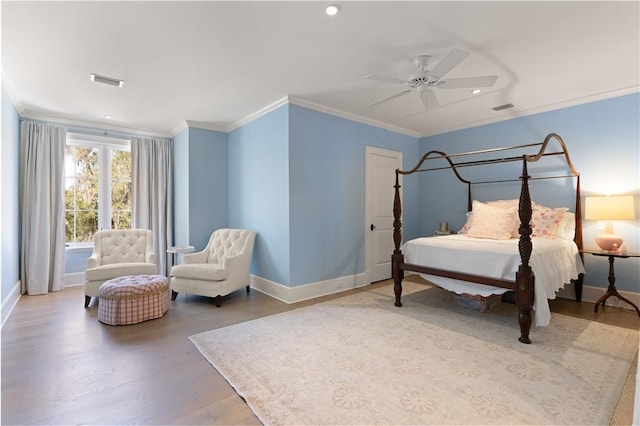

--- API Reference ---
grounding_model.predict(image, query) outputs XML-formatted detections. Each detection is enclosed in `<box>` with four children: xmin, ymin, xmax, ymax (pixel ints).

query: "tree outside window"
<box><xmin>64</xmin><ymin>136</ymin><xmax>131</xmax><ymax>244</ymax></box>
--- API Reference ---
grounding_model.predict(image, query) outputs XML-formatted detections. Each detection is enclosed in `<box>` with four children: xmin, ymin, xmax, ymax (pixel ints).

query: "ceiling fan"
<box><xmin>364</xmin><ymin>48</ymin><xmax>497</xmax><ymax>110</ymax></box>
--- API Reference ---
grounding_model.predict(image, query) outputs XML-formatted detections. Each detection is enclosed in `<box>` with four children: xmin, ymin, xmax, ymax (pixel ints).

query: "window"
<box><xmin>64</xmin><ymin>133</ymin><xmax>131</xmax><ymax>245</ymax></box>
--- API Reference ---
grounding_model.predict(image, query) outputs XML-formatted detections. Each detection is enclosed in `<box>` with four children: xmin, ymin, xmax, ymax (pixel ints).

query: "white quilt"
<box><xmin>401</xmin><ymin>234</ymin><xmax>586</xmax><ymax>326</ymax></box>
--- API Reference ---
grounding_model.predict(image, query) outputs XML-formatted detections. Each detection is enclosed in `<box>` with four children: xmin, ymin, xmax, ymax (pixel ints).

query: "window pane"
<box><xmin>111</xmin><ymin>149</ymin><xmax>131</xmax><ymax>231</ymax></box>
<box><xmin>65</xmin><ymin>211</ymin><xmax>76</xmax><ymax>242</ymax></box>
<box><xmin>112</xmin><ymin>210</ymin><xmax>131</xmax><ymax>230</ymax></box>
<box><xmin>76</xmin><ymin>211</ymin><xmax>98</xmax><ymax>243</ymax></box>
<box><xmin>65</xmin><ymin>138</ymin><xmax>131</xmax><ymax>243</ymax></box>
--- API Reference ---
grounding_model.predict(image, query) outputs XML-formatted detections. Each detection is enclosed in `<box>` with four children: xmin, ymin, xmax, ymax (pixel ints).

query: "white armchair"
<box><xmin>84</xmin><ymin>229</ymin><xmax>158</xmax><ymax>308</ymax></box>
<box><xmin>170</xmin><ymin>229</ymin><xmax>256</xmax><ymax>307</ymax></box>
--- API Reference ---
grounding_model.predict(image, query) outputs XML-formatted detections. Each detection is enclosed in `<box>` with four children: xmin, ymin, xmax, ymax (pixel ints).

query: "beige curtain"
<box><xmin>131</xmin><ymin>136</ymin><xmax>174</xmax><ymax>275</ymax></box>
<box><xmin>20</xmin><ymin>121</ymin><xmax>66</xmax><ymax>294</ymax></box>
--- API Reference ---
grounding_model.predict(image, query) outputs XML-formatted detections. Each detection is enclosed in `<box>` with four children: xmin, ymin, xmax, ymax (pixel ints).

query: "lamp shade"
<box><xmin>584</xmin><ymin>195</ymin><xmax>635</xmax><ymax>221</ymax></box>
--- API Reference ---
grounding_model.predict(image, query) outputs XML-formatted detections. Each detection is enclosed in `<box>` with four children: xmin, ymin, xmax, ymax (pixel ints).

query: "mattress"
<box><xmin>401</xmin><ymin>234</ymin><xmax>585</xmax><ymax>326</ymax></box>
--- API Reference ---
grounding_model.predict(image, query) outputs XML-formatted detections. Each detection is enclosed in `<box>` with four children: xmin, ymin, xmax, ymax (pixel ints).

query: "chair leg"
<box><xmin>214</xmin><ymin>295</ymin><xmax>223</xmax><ymax>308</ymax></box>
<box><xmin>171</xmin><ymin>290</ymin><xmax>178</xmax><ymax>301</ymax></box>
<box><xmin>84</xmin><ymin>296</ymin><xmax>91</xmax><ymax>308</ymax></box>
<box><xmin>246</xmin><ymin>285</ymin><xmax>250</xmax><ymax>293</ymax></box>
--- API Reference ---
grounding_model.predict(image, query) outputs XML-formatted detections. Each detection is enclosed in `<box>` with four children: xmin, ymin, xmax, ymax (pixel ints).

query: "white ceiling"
<box><xmin>2</xmin><ymin>1</ymin><xmax>639</xmax><ymax>137</ymax></box>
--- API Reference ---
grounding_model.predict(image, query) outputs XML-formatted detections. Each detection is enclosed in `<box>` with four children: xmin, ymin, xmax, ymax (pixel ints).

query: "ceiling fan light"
<box><xmin>325</xmin><ymin>4</ymin><xmax>340</xmax><ymax>16</ymax></box>
<box><xmin>90</xmin><ymin>73</ymin><xmax>124</xmax><ymax>88</ymax></box>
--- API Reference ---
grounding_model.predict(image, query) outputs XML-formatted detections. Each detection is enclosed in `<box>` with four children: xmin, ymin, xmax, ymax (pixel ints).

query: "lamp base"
<box><xmin>595</xmin><ymin>234</ymin><xmax>623</xmax><ymax>251</ymax></box>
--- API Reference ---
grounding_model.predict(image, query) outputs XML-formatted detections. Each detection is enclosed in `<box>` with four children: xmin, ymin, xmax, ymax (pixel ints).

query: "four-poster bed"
<box><xmin>391</xmin><ymin>133</ymin><xmax>585</xmax><ymax>344</ymax></box>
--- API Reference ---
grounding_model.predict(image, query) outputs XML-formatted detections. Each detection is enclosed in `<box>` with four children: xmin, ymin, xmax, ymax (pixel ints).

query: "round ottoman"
<box><xmin>98</xmin><ymin>275</ymin><xmax>169</xmax><ymax>325</ymax></box>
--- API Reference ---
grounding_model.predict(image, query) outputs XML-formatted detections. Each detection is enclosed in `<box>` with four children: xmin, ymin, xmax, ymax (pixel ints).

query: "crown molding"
<box><xmin>419</xmin><ymin>85</ymin><xmax>640</xmax><ymax>138</ymax></box>
<box><xmin>20</xmin><ymin>111</ymin><xmax>171</xmax><ymax>138</ymax></box>
<box><xmin>228</xmin><ymin>95</ymin><xmax>420</xmax><ymax>138</ymax></box>
<box><xmin>1</xmin><ymin>72</ymin><xmax>24</xmax><ymax>115</ymax></box>
<box><xmin>171</xmin><ymin>120</ymin><xmax>189</xmax><ymax>137</ymax></box>
<box><xmin>185</xmin><ymin>120</ymin><xmax>227</xmax><ymax>133</ymax></box>
<box><xmin>287</xmin><ymin>96</ymin><xmax>420</xmax><ymax>138</ymax></box>
<box><xmin>227</xmin><ymin>96</ymin><xmax>289</xmax><ymax>132</ymax></box>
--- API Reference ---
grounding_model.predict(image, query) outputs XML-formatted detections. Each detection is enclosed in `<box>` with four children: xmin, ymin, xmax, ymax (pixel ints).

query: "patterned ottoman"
<box><xmin>98</xmin><ymin>275</ymin><xmax>169</xmax><ymax>325</ymax></box>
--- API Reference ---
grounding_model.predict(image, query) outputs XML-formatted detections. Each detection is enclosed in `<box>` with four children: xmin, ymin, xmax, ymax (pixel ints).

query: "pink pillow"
<box><xmin>530</xmin><ymin>207</ymin><xmax>568</xmax><ymax>239</ymax></box>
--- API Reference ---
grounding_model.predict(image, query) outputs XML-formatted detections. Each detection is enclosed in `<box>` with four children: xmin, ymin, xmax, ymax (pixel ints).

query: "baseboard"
<box><xmin>1</xmin><ymin>280</ymin><xmax>21</xmax><ymax>329</ymax></box>
<box><xmin>557</xmin><ymin>282</ymin><xmax>640</xmax><ymax>310</ymax></box>
<box><xmin>250</xmin><ymin>273</ymin><xmax>369</xmax><ymax>304</ymax></box>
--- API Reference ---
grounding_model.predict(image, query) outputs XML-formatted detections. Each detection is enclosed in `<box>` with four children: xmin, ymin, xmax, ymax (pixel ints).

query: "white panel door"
<box><xmin>365</xmin><ymin>147</ymin><xmax>402</xmax><ymax>283</ymax></box>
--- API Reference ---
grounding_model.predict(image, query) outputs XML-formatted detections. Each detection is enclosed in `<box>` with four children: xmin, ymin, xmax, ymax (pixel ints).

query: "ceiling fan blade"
<box><xmin>419</xmin><ymin>89</ymin><xmax>440</xmax><ymax>110</ymax></box>
<box><xmin>438</xmin><ymin>75</ymin><xmax>498</xmax><ymax>89</ymax></box>
<box><xmin>428</xmin><ymin>48</ymin><xmax>469</xmax><ymax>79</ymax></box>
<box><xmin>363</xmin><ymin>74</ymin><xmax>409</xmax><ymax>86</ymax></box>
<box><xmin>369</xmin><ymin>89</ymin><xmax>412</xmax><ymax>107</ymax></box>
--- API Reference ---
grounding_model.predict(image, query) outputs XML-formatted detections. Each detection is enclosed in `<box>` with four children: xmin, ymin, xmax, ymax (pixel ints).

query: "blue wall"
<box><xmin>419</xmin><ymin>93</ymin><xmax>640</xmax><ymax>292</ymax></box>
<box><xmin>1</xmin><ymin>83</ymin><xmax>21</xmax><ymax>301</ymax></box>
<box><xmin>172</xmin><ymin>126</ymin><xmax>228</xmax><ymax>251</ymax></box>
<box><xmin>228</xmin><ymin>104</ymin><xmax>420</xmax><ymax>288</ymax></box>
<box><xmin>187</xmin><ymin>127</ymin><xmax>228</xmax><ymax>250</ymax></box>
<box><xmin>228</xmin><ymin>105</ymin><xmax>291</xmax><ymax>285</ymax></box>
<box><xmin>288</xmin><ymin>105</ymin><xmax>420</xmax><ymax>286</ymax></box>
<box><xmin>172</xmin><ymin>127</ymin><xmax>190</xmax><ymax>246</ymax></box>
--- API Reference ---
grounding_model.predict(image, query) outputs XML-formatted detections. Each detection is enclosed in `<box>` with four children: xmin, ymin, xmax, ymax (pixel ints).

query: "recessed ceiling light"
<box><xmin>90</xmin><ymin>73</ymin><xmax>124</xmax><ymax>88</ymax></box>
<box><xmin>325</xmin><ymin>4</ymin><xmax>340</xmax><ymax>16</ymax></box>
<box><xmin>471</xmin><ymin>89</ymin><xmax>481</xmax><ymax>94</ymax></box>
<box><xmin>104</xmin><ymin>114</ymin><xmax>113</xmax><ymax>119</ymax></box>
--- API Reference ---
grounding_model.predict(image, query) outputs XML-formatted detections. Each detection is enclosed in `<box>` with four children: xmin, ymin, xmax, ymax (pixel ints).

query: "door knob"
<box><xmin>370</xmin><ymin>224</ymin><xmax>376</xmax><ymax>231</ymax></box>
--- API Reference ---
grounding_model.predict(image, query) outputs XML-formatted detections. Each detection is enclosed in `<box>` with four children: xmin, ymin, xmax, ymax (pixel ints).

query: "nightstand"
<box><xmin>583</xmin><ymin>249</ymin><xmax>640</xmax><ymax>316</ymax></box>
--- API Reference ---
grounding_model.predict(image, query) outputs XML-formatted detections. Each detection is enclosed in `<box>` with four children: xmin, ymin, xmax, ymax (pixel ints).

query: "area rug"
<box><xmin>189</xmin><ymin>281</ymin><xmax>639</xmax><ymax>425</ymax></box>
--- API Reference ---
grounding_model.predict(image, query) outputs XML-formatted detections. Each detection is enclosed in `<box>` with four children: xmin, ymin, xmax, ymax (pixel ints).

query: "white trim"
<box><xmin>556</xmin><ymin>282</ymin><xmax>640</xmax><ymax>311</ymax></box>
<box><xmin>227</xmin><ymin>96</ymin><xmax>289</xmax><ymax>132</ymax></box>
<box><xmin>226</xmin><ymin>95</ymin><xmax>421</xmax><ymax>138</ymax></box>
<box><xmin>420</xmin><ymin>86</ymin><xmax>640</xmax><ymax>138</ymax></box>
<box><xmin>250</xmin><ymin>272</ymin><xmax>369</xmax><ymax>304</ymax></box>
<box><xmin>20</xmin><ymin>110</ymin><xmax>171</xmax><ymax>138</ymax></box>
<box><xmin>1</xmin><ymin>72</ymin><xmax>23</xmax><ymax>114</ymax></box>
<box><xmin>171</xmin><ymin>120</ymin><xmax>189</xmax><ymax>137</ymax></box>
<box><xmin>185</xmin><ymin>120</ymin><xmax>227</xmax><ymax>133</ymax></box>
<box><xmin>171</xmin><ymin>120</ymin><xmax>228</xmax><ymax>137</ymax></box>
<box><xmin>288</xmin><ymin>96</ymin><xmax>420</xmax><ymax>138</ymax></box>
<box><xmin>64</xmin><ymin>272</ymin><xmax>86</xmax><ymax>287</ymax></box>
<box><xmin>1</xmin><ymin>281</ymin><xmax>21</xmax><ymax>329</ymax></box>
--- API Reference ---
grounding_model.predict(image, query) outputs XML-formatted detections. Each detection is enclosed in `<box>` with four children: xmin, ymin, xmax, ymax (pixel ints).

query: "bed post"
<box><xmin>392</xmin><ymin>170</ymin><xmax>404</xmax><ymax>307</ymax></box>
<box><xmin>516</xmin><ymin>158</ymin><xmax>534</xmax><ymax>344</ymax></box>
<box><xmin>572</xmin><ymin>175</ymin><xmax>584</xmax><ymax>301</ymax></box>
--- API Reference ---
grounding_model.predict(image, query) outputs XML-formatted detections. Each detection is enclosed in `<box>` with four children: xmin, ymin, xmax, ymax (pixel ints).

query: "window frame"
<box><xmin>65</xmin><ymin>132</ymin><xmax>132</xmax><ymax>248</ymax></box>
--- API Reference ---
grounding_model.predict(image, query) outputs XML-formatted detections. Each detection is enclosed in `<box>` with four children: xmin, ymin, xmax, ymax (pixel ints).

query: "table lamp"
<box><xmin>584</xmin><ymin>195</ymin><xmax>635</xmax><ymax>251</ymax></box>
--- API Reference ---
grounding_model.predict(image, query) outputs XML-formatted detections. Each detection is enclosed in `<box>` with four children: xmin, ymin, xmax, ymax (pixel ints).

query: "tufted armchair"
<box><xmin>170</xmin><ymin>229</ymin><xmax>256</xmax><ymax>307</ymax></box>
<box><xmin>84</xmin><ymin>229</ymin><xmax>158</xmax><ymax>308</ymax></box>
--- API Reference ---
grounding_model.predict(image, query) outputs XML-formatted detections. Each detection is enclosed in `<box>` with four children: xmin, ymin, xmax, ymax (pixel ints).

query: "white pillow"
<box><xmin>555</xmin><ymin>212</ymin><xmax>575</xmax><ymax>240</ymax></box>
<box><xmin>467</xmin><ymin>200</ymin><xmax>518</xmax><ymax>240</ymax></box>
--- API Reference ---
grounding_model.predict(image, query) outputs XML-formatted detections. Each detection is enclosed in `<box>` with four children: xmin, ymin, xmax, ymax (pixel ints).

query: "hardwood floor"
<box><xmin>2</xmin><ymin>277</ymin><xmax>638</xmax><ymax>425</ymax></box>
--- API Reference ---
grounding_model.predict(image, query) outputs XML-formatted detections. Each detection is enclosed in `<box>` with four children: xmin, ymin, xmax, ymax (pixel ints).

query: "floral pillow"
<box><xmin>458</xmin><ymin>211</ymin><xmax>473</xmax><ymax>234</ymax></box>
<box><xmin>530</xmin><ymin>207</ymin><xmax>568</xmax><ymax>239</ymax></box>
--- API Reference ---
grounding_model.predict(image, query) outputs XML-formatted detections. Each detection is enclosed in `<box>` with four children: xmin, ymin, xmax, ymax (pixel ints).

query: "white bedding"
<box><xmin>401</xmin><ymin>234</ymin><xmax>586</xmax><ymax>327</ymax></box>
